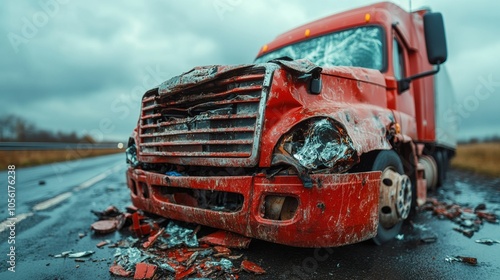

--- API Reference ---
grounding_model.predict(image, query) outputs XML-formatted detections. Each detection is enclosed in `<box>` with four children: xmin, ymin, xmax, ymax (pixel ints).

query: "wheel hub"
<box><xmin>379</xmin><ymin>168</ymin><xmax>412</xmax><ymax>229</ymax></box>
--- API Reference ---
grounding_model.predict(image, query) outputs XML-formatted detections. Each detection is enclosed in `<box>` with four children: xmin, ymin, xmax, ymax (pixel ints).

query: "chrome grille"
<box><xmin>138</xmin><ymin>67</ymin><xmax>268</xmax><ymax>164</ymax></box>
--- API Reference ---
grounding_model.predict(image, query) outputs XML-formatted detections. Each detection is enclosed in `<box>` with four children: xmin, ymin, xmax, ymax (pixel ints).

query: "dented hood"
<box><xmin>157</xmin><ymin>59</ymin><xmax>321</xmax><ymax>97</ymax></box>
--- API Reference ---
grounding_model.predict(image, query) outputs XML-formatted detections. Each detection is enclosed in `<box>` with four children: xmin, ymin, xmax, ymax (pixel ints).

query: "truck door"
<box><xmin>392</xmin><ymin>34</ymin><xmax>417</xmax><ymax>138</ymax></box>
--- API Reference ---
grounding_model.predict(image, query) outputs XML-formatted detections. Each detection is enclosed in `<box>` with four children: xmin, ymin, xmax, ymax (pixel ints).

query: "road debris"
<box><xmin>53</xmin><ymin>250</ymin><xmax>95</xmax><ymax>258</ymax></box>
<box><xmin>475</xmin><ymin>238</ymin><xmax>500</xmax><ymax>245</ymax></box>
<box><xmin>241</xmin><ymin>260</ymin><xmax>266</xmax><ymax>274</ymax></box>
<box><xmin>161</xmin><ymin>221</ymin><xmax>199</xmax><ymax>248</ymax></box>
<box><xmin>134</xmin><ymin>263</ymin><xmax>157</xmax><ymax>280</ymax></box>
<box><xmin>110</xmin><ymin>263</ymin><xmax>133</xmax><ymax>277</ymax></box>
<box><xmin>445</xmin><ymin>255</ymin><xmax>478</xmax><ymax>265</ymax></box>
<box><xmin>198</xmin><ymin>230</ymin><xmax>252</xmax><ymax>249</ymax></box>
<box><xmin>422</xmin><ymin>198</ymin><xmax>498</xmax><ymax>238</ymax></box>
<box><xmin>90</xmin><ymin>205</ymin><xmax>265</xmax><ymax>279</ymax></box>
<box><xmin>97</xmin><ymin>240</ymin><xmax>110</xmax><ymax>248</ymax></box>
<box><xmin>142</xmin><ymin>228</ymin><xmax>165</xmax><ymax>249</ymax></box>
<box><xmin>91</xmin><ymin>220</ymin><xmax>118</xmax><ymax>234</ymax></box>
<box><xmin>452</xmin><ymin>227</ymin><xmax>474</xmax><ymax>238</ymax></box>
<box><xmin>68</xmin><ymin>251</ymin><xmax>95</xmax><ymax>258</ymax></box>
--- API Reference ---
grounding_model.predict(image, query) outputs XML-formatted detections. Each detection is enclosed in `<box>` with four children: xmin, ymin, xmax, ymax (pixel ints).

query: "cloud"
<box><xmin>1</xmin><ymin>0</ymin><xmax>499</xmax><ymax>141</ymax></box>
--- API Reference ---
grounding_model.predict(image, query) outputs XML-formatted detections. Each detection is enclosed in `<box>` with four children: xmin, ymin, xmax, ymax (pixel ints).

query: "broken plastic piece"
<box><xmin>175</xmin><ymin>265</ymin><xmax>196</xmax><ymax>280</ymax></box>
<box><xmin>91</xmin><ymin>220</ymin><xmax>118</xmax><ymax>234</ymax></box>
<box><xmin>160</xmin><ymin>221</ymin><xmax>199</xmax><ymax>248</ymax></box>
<box><xmin>109</xmin><ymin>263</ymin><xmax>133</xmax><ymax>277</ymax></box>
<box><xmin>158</xmin><ymin>262</ymin><xmax>175</xmax><ymax>273</ymax></box>
<box><xmin>205</xmin><ymin>258</ymin><xmax>234</xmax><ymax>273</ymax></box>
<box><xmin>419</xmin><ymin>231</ymin><xmax>438</xmax><ymax>243</ymax></box>
<box><xmin>68</xmin><ymin>251</ymin><xmax>95</xmax><ymax>258</ymax></box>
<box><xmin>143</xmin><ymin>228</ymin><xmax>165</xmax><ymax>249</ymax></box>
<box><xmin>214</xmin><ymin>246</ymin><xmax>231</xmax><ymax>255</ymax></box>
<box><xmin>53</xmin><ymin>251</ymin><xmax>72</xmax><ymax>258</ymax></box>
<box><xmin>130</xmin><ymin>212</ymin><xmax>152</xmax><ymax>237</ymax></box>
<box><xmin>198</xmin><ymin>230</ymin><xmax>251</xmax><ymax>249</ymax></box>
<box><xmin>395</xmin><ymin>234</ymin><xmax>404</xmax><ymax>241</ymax></box>
<box><xmin>445</xmin><ymin>255</ymin><xmax>478</xmax><ymax>265</ymax></box>
<box><xmin>476</xmin><ymin>211</ymin><xmax>498</xmax><ymax>223</ymax></box>
<box><xmin>241</xmin><ymin>260</ymin><xmax>266</xmax><ymax>274</ymax></box>
<box><xmin>475</xmin><ymin>238</ymin><xmax>500</xmax><ymax>245</ymax></box>
<box><xmin>134</xmin><ymin>263</ymin><xmax>157</xmax><ymax>280</ymax></box>
<box><xmin>96</xmin><ymin>240</ymin><xmax>109</xmax><ymax>248</ymax></box>
<box><xmin>114</xmin><ymin>248</ymin><xmax>149</xmax><ymax>271</ymax></box>
<box><xmin>453</xmin><ymin>227</ymin><xmax>474</xmax><ymax>238</ymax></box>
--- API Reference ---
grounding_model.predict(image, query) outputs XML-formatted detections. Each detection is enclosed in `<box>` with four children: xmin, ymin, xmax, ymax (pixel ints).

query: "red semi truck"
<box><xmin>125</xmin><ymin>2</ymin><xmax>456</xmax><ymax>247</ymax></box>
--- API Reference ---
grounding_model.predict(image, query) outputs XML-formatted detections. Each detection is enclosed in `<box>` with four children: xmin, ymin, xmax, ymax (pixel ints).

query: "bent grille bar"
<box><xmin>138</xmin><ymin>66</ymin><xmax>273</xmax><ymax>166</ymax></box>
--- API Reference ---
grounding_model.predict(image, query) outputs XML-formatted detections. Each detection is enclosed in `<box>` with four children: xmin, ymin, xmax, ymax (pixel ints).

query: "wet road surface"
<box><xmin>0</xmin><ymin>154</ymin><xmax>499</xmax><ymax>279</ymax></box>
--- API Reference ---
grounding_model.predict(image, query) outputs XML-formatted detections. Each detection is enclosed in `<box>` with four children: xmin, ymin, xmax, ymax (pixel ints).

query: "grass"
<box><xmin>451</xmin><ymin>142</ymin><xmax>500</xmax><ymax>177</ymax></box>
<box><xmin>0</xmin><ymin>149</ymin><xmax>123</xmax><ymax>170</ymax></box>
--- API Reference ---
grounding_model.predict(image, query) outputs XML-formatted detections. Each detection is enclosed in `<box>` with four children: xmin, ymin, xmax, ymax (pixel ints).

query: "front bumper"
<box><xmin>126</xmin><ymin>168</ymin><xmax>381</xmax><ymax>247</ymax></box>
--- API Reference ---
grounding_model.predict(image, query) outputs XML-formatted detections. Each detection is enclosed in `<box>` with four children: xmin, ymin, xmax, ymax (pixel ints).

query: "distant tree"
<box><xmin>82</xmin><ymin>134</ymin><xmax>96</xmax><ymax>144</ymax></box>
<box><xmin>0</xmin><ymin>114</ymin><xmax>95</xmax><ymax>143</ymax></box>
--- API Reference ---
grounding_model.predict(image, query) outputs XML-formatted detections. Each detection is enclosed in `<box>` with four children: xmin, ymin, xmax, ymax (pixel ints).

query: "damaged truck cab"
<box><xmin>126</xmin><ymin>2</ymin><xmax>456</xmax><ymax>247</ymax></box>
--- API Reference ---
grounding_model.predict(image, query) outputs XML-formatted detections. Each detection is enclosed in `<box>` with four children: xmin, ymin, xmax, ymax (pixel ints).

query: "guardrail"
<box><xmin>0</xmin><ymin>142</ymin><xmax>123</xmax><ymax>151</ymax></box>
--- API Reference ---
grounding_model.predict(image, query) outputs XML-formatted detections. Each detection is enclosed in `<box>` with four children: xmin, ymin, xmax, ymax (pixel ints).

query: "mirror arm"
<box><xmin>398</xmin><ymin>62</ymin><xmax>441</xmax><ymax>93</ymax></box>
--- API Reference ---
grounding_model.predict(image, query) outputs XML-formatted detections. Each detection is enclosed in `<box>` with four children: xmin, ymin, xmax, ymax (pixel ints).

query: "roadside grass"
<box><xmin>451</xmin><ymin>142</ymin><xmax>500</xmax><ymax>177</ymax></box>
<box><xmin>2</xmin><ymin>143</ymin><xmax>499</xmax><ymax>177</ymax></box>
<box><xmin>0</xmin><ymin>149</ymin><xmax>123</xmax><ymax>170</ymax></box>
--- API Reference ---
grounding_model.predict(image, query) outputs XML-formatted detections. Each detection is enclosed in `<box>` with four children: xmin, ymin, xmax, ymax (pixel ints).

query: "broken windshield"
<box><xmin>255</xmin><ymin>26</ymin><xmax>384</xmax><ymax>70</ymax></box>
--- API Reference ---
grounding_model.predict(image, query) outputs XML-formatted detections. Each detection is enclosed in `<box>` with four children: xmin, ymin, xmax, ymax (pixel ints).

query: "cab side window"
<box><xmin>392</xmin><ymin>38</ymin><xmax>405</xmax><ymax>80</ymax></box>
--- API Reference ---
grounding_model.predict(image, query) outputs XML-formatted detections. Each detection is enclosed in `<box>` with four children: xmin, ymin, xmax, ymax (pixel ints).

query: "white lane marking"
<box><xmin>0</xmin><ymin>163</ymin><xmax>124</xmax><ymax>232</ymax></box>
<box><xmin>0</xmin><ymin>212</ymin><xmax>33</xmax><ymax>233</ymax></box>
<box><xmin>32</xmin><ymin>192</ymin><xmax>73</xmax><ymax>211</ymax></box>
<box><xmin>73</xmin><ymin>163</ymin><xmax>122</xmax><ymax>192</ymax></box>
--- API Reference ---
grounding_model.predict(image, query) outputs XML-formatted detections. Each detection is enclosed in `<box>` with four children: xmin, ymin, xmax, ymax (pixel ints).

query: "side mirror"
<box><xmin>424</xmin><ymin>12</ymin><xmax>447</xmax><ymax>65</ymax></box>
<box><xmin>397</xmin><ymin>12</ymin><xmax>448</xmax><ymax>93</ymax></box>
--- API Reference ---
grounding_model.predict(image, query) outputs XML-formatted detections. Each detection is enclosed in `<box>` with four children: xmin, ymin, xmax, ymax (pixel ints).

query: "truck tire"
<box><xmin>369</xmin><ymin>150</ymin><xmax>411</xmax><ymax>245</ymax></box>
<box><xmin>433</xmin><ymin>149</ymin><xmax>447</xmax><ymax>187</ymax></box>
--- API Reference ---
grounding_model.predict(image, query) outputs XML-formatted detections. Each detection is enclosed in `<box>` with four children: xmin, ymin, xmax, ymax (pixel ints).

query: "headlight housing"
<box><xmin>275</xmin><ymin>118</ymin><xmax>358</xmax><ymax>173</ymax></box>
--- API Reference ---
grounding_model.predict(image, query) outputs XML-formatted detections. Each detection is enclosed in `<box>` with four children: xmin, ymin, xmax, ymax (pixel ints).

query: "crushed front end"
<box><xmin>126</xmin><ymin>61</ymin><xmax>383</xmax><ymax>247</ymax></box>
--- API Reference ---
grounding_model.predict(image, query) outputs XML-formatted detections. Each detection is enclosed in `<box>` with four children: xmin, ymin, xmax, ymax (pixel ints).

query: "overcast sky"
<box><xmin>1</xmin><ymin>0</ymin><xmax>499</xmax><ymax>142</ymax></box>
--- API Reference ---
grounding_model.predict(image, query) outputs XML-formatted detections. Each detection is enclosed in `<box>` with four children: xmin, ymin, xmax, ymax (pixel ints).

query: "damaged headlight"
<box><xmin>126</xmin><ymin>143</ymin><xmax>139</xmax><ymax>168</ymax></box>
<box><xmin>276</xmin><ymin>118</ymin><xmax>358</xmax><ymax>172</ymax></box>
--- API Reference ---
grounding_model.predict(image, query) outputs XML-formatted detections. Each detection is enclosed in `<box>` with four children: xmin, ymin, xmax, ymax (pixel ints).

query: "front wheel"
<box><xmin>368</xmin><ymin>150</ymin><xmax>412</xmax><ymax>245</ymax></box>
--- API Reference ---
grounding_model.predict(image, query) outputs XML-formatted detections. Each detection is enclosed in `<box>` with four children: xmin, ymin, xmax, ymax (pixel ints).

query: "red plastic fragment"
<box><xmin>130</xmin><ymin>212</ymin><xmax>152</xmax><ymax>237</ymax></box>
<box><xmin>96</xmin><ymin>241</ymin><xmax>109</xmax><ymax>248</ymax></box>
<box><xmin>109</xmin><ymin>263</ymin><xmax>132</xmax><ymax>277</ymax></box>
<box><xmin>134</xmin><ymin>263</ymin><xmax>157</xmax><ymax>280</ymax></box>
<box><xmin>199</xmin><ymin>230</ymin><xmax>251</xmax><ymax>249</ymax></box>
<box><xmin>476</xmin><ymin>211</ymin><xmax>497</xmax><ymax>223</ymax></box>
<box><xmin>214</xmin><ymin>246</ymin><xmax>231</xmax><ymax>254</ymax></box>
<box><xmin>143</xmin><ymin>228</ymin><xmax>165</xmax><ymax>249</ymax></box>
<box><xmin>175</xmin><ymin>265</ymin><xmax>196</xmax><ymax>280</ymax></box>
<box><xmin>241</xmin><ymin>260</ymin><xmax>266</xmax><ymax>274</ymax></box>
<box><xmin>167</xmin><ymin>248</ymin><xmax>194</xmax><ymax>263</ymax></box>
<box><xmin>91</xmin><ymin>220</ymin><xmax>118</xmax><ymax>234</ymax></box>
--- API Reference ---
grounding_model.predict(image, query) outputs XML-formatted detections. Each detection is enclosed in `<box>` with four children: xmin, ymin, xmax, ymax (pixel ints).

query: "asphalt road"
<box><xmin>0</xmin><ymin>154</ymin><xmax>499</xmax><ymax>279</ymax></box>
